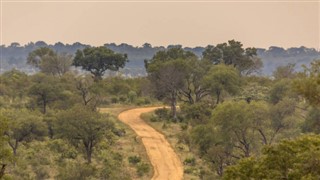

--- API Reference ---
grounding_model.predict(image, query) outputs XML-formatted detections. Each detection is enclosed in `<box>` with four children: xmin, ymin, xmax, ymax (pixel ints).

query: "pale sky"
<box><xmin>1</xmin><ymin>1</ymin><xmax>319</xmax><ymax>49</ymax></box>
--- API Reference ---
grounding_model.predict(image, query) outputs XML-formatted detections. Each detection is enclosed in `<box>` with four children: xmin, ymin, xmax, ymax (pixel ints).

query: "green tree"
<box><xmin>2</xmin><ymin>109</ymin><xmax>46</xmax><ymax>156</ymax></box>
<box><xmin>269</xmin><ymin>79</ymin><xmax>291</xmax><ymax>104</ymax></box>
<box><xmin>181</xmin><ymin>101</ymin><xmax>212</xmax><ymax>125</ymax></box>
<box><xmin>27</xmin><ymin>47</ymin><xmax>56</xmax><ymax>67</ymax></box>
<box><xmin>302</xmin><ymin>107</ymin><xmax>320</xmax><ymax>134</ymax></box>
<box><xmin>293</xmin><ymin>60</ymin><xmax>320</xmax><ymax>107</ymax></box>
<box><xmin>145</xmin><ymin>47</ymin><xmax>198</xmax><ymax>118</ymax></box>
<box><xmin>56</xmin><ymin>106</ymin><xmax>114</xmax><ymax>163</ymax></box>
<box><xmin>202</xmin><ymin>64</ymin><xmax>240</xmax><ymax>104</ymax></box>
<box><xmin>178</xmin><ymin>59</ymin><xmax>212</xmax><ymax>104</ymax></box>
<box><xmin>203</xmin><ymin>40</ymin><xmax>262</xmax><ymax>75</ymax></box>
<box><xmin>223</xmin><ymin>134</ymin><xmax>320</xmax><ymax>180</ymax></box>
<box><xmin>0</xmin><ymin>115</ymin><xmax>12</xmax><ymax>179</ymax></box>
<box><xmin>28</xmin><ymin>73</ymin><xmax>63</xmax><ymax>114</ymax></box>
<box><xmin>0</xmin><ymin>69</ymin><xmax>30</xmax><ymax>101</ymax></box>
<box><xmin>73</xmin><ymin>46</ymin><xmax>128</xmax><ymax>81</ymax></box>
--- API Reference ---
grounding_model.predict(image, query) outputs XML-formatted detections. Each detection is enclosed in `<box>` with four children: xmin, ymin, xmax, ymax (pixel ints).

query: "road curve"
<box><xmin>117</xmin><ymin>107</ymin><xmax>183</xmax><ymax>180</ymax></box>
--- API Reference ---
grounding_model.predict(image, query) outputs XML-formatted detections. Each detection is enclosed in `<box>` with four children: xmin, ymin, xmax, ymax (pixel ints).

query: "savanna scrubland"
<box><xmin>1</xmin><ymin>40</ymin><xmax>320</xmax><ymax>179</ymax></box>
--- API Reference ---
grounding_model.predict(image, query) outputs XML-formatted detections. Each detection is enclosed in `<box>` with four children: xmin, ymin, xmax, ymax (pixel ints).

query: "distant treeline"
<box><xmin>1</xmin><ymin>41</ymin><xmax>320</xmax><ymax>75</ymax></box>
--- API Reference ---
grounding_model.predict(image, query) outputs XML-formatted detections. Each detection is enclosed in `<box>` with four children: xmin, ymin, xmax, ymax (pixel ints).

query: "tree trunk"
<box><xmin>0</xmin><ymin>164</ymin><xmax>6</xmax><ymax>179</ymax></box>
<box><xmin>171</xmin><ymin>93</ymin><xmax>177</xmax><ymax>119</ymax></box>
<box><xmin>13</xmin><ymin>141</ymin><xmax>18</xmax><ymax>156</ymax></box>
<box><xmin>216</xmin><ymin>90</ymin><xmax>221</xmax><ymax>104</ymax></box>
<box><xmin>9</xmin><ymin>140</ymin><xmax>18</xmax><ymax>156</ymax></box>
<box><xmin>87</xmin><ymin>150</ymin><xmax>92</xmax><ymax>164</ymax></box>
<box><xmin>85</xmin><ymin>141</ymin><xmax>93</xmax><ymax>163</ymax></box>
<box><xmin>42</xmin><ymin>97</ymin><xmax>47</xmax><ymax>114</ymax></box>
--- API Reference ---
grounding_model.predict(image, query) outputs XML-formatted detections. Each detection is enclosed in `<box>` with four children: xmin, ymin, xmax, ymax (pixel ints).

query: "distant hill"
<box><xmin>1</xmin><ymin>41</ymin><xmax>319</xmax><ymax>76</ymax></box>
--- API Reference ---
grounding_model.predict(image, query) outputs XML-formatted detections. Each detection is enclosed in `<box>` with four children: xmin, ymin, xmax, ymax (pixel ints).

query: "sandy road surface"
<box><xmin>116</xmin><ymin>107</ymin><xmax>183</xmax><ymax>180</ymax></box>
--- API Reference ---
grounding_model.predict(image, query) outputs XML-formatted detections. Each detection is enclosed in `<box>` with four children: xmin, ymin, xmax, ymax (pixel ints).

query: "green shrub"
<box><xmin>128</xmin><ymin>155</ymin><xmax>141</xmax><ymax>165</ymax></box>
<box><xmin>111</xmin><ymin>97</ymin><xmax>118</xmax><ymax>104</ymax></box>
<box><xmin>184</xmin><ymin>156</ymin><xmax>196</xmax><ymax>166</ymax></box>
<box><xmin>136</xmin><ymin>162</ymin><xmax>150</xmax><ymax>177</ymax></box>
<box><xmin>154</xmin><ymin>108</ymin><xmax>170</xmax><ymax>120</ymax></box>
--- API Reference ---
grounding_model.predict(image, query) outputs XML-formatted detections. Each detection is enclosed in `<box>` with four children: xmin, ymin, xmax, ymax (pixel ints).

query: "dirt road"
<box><xmin>117</xmin><ymin>107</ymin><xmax>183</xmax><ymax>180</ymax></box>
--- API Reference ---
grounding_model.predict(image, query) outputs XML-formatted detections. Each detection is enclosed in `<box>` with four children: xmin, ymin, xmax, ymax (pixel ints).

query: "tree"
<box><xmin>40</xmin><ymin>52</ymin><xmax>73</xmax><ymax>76</ymax></box>
<box><xmin>302</xmin><ymin>107</ymin><xmax>320</xmax><ymax>134</ymax></box>
<box><xmin>145</xmin><ymin>47</ymin><xmax>198</xmax><ymax>118</ymax></box>
<box><xmin>177</xmin><ymin>59</ymin><xmax>212</xmax><ymax>104</ymax></box>
<box><xmin>223</xmin><ymin>134</ymin><xmax>320</xmax><ymax>180</ymax></box>
<box><xmin>73</xmin><ymin>46</ymin><xmax>128</xmax><ymax>81</ymax></box>
<box><xmin>212</xmin><ymin>101</ymin><xmax>261</xmax><ymax>158</ymax></box>
<box><xmin>2</xmin><ymin>109</ymin><xmax>46</xmax><ymax>156</ymax></box>
<box><xmin>27</xmin><ymin>47</ymin><xmax>72</xmax><ymax>76</ymax></box>
<box><xmin>0</xmin><ymin>69</ymin><xmax>30</xmax><ymax>101</ymax></box>
<box><xmin>75</xmin><ymin>75</ymin><xmax>95</xmax><ymax>106</ymax></box>
<box><xmin>202</xmin><ymin>40</ymin><xmax>262</xmax><ymax>75</ymax></box>
<box><xmin>28</xmin><ymin>73</ymin><xmax>63</xmax><ymax>114</ymax></box>
<box><xmin>56</xmin><ymin>106</ymin><xmax>114</xmax><ymax>163</ymax></box>
<box><xmin>269</xmin><ymin>79</ymin><xmax>296</xmax><ymax>104</ymax></box>
<box><xmin>202</xmin><ymin>64</ymin><xmax>240</xmax><ymax>104</ymax></box>
<box><xmin>148</xmin><ymin>59</ymin><xmax>188</xmax><ymax>118</ymax></box>
<box><xmin>27</xmin><ymin>47</ymin><xmax>55</xmax><ymax>67</ymax></box>
<box><xmin>0</xmin><ymin>115</ymin><xmax>12</xmax><ymax>179</ymax></box>
<box><xmin>190</xmin><ymin>99</ymin><xmax>297</xmax><ymax>176</ymax></box>
<box><xmin>273</xmin><ymin>63</ymin><xmax>296</xmax><ymax>80</ymax></box>
<box><xmin>293</xmin><ymin>60</ymin><xmax>320</xmax><ymax>107</ymax></box>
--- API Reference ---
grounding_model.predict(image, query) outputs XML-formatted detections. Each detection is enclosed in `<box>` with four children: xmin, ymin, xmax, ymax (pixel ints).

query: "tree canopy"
<box><xmin>27</xmin><ymin>47</ymin><xmax>72</xmax><ymax>76</ymax></box>
<box><xmin>223</xmin><ymin>134</ymin><xmax>320</xmax><ymax>180</ymax></box>
<box><xmin>73</xmin><ymin>46</ymin><xmax>128</xmax><ymax>80</ymax></box>
<box><xmin>203</xmin><ymin>40</ymin><xmax>262</xmax><ymax>75</ymax></box>
<box><xmin>56</xmin><ymin>106</ymin><xmax>114</xmax><ymax>163</ymax></box>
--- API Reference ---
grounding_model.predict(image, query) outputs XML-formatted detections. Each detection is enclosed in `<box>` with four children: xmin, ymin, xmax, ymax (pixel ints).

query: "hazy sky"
<box><xmin>1</xmin><ymin>1</ymin><xmax>319</xmax><ymax>49</ymax></box>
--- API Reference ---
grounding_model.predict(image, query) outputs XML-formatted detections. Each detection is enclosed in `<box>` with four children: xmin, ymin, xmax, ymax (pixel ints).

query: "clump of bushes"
<box><xmin>136</xmin><ymin>162</ymin><xmax>150</xmax><ymax>177</ymax></box>
<box><xmin>128</xmin><ymin>155</ymin><xmax>141</xmax><ymax>165</ymax></box>
<box><xmin>184</xmin><ymin>156</ymin><xmax>196</xmax><ymax>166</ymax></box>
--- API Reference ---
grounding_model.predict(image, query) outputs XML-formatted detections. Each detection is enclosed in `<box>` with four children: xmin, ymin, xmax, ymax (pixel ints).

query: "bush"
<box><xmin>180</xmin><ymin>123</ymin><xmax>188</xmax><ymax>131</ymax></box>
<box><xmin>136</xmin><ymin>162</ymin><xmax>150</xmax><ymax>177</ymax></box>
<box><xmin>150</xmin><ymin>115</ymin><xmax>158</xmax><ymax>122</ymax></box>
<box><xmin>56</xmin><ymin>160</ymin><xmax>97</xmax><ymax>180</ymax></box>
<box><xmin>154</xmin><ymin>108</ymin><xmax>170</xmax><ymax>120</ymax></box>
<box><xmin>184</xmin><ymin>157</ymin><xmax>196</xmax><ymax>166</ymax></box>
<box><xmin>112</xmin><ymin>128</ymin><xmax>126</xmax><ymax>137</ymax></box>
<box><xmin>128</xmin><ymin>155</ymin><xmax>141</xmax><ymax>165</ymax></box>
<box><xmin>111</xmin><ymin>97</ymin><xmax>118</xmax><ymax>104</ymax></box>
<box><xmin>135</xmin><ymin>97</ymin><xmax>152</xmax><ymax>106</ymax></box>
<box><xmin>119</xmin><ymin>96</ymin><xmax>127</xmax><ymax>103</ymax></box>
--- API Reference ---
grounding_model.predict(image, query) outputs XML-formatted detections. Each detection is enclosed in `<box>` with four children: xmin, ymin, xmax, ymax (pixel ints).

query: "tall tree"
<box><xmin>293</xmin><ymin>59</ymin><xmax>320</xmax><ymax>106</ymax></box>
<box><xmin>0</xmin><ymin>115</ymin><xmax>12</xmax><ymax>179</ymax></box>
<box><xmin>224</xmin><ymin>134</ymin><xmax>320</xmax><ymax>180</ymax></box>
<box><xmin>73</xmin><ymin>46</ymin><xmax>128</xmax><ymax>81</ymax></box>
<box><xmin>202</xmin><ymin>64</ymin><xmax>240</xmax><ymax>104</ymax></box>
<box><xmin>27</xmin><ymin>47</ymin><xmax>72</xmax><ymax>76</ymax></box>
<box><xmin>28</xmin><ymin>73</ymin><xmax>63</xmax><ymax>114</ymax></box>
<box><xmin>2</xmin><ymin>109</ymin><xmax>46</xmax><ymax>156</ymax></box>
<box><xmin>56</xmin><ymin>106</ymin><xmax>114</xmax><ymax>163</ymax></box>
<box><xmin>203</xmin><ymin>40</ymin><xmax>262</xmax><ymax>75</ymax></box>
<box><xmin>145</xmin><ymin>47</ymin><xmax>198</xmax><ymax>118</ymax></box>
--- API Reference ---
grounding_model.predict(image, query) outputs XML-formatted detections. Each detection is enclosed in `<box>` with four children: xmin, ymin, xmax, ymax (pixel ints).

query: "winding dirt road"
<box><xmin>117</xmin><ymin>107</ymin><xmax>183</xmax><ymax>180</ymax></box>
